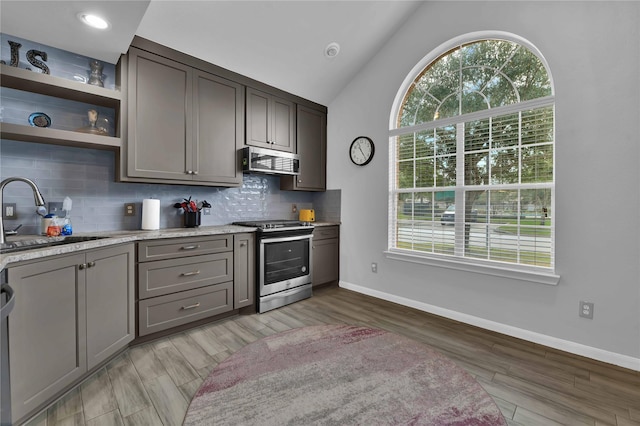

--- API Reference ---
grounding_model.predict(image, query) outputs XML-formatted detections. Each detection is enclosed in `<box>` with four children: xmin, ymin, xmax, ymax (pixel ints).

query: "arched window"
<box><xmin>388</xmin><ymin>34</ymin><xmax>555</xmax><ymax>276</ymax></box>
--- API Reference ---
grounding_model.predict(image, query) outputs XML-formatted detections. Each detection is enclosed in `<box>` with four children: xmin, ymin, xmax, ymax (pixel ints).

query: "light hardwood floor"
<box><xmin>23</xmin><ymin>285</ymin><xmax>640</xmax><ymax>426</ymax></box>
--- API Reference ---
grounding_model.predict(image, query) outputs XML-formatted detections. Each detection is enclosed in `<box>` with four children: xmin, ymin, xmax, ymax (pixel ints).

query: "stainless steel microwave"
<box><xmin>241</xmin><ymin>146</ymin><xmax>300</xmax><ymax>176</ymax></box>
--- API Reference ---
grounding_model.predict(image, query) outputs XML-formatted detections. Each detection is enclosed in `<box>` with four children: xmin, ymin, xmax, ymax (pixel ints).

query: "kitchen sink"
<box><xmin>0</xmin><ymin>236</ymin><xmax>109</xmax><ymax>254</ymax></box>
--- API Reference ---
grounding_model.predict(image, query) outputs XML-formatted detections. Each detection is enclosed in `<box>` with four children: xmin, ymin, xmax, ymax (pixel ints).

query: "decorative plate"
<box><xmin>28</xmin><ymin>112</ymin><xmax>51</xmax><ymax>128</ymax></box>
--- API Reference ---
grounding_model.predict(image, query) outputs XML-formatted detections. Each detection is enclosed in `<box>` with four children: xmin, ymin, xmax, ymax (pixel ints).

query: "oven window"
<box><xmin>263</xmin><ymin>239</ymin><xmax>310</xmax><ymax>285</ymax></box>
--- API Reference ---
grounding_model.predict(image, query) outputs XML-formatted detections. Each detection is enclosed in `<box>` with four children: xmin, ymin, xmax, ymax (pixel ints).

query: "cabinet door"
<box><xmin>86</xmin><ymin>245</ymin><xmax>135</xmax><ymax>370</ymax></box>
<box><xmin>287</xmin><ymin>105</ymin><xmax>326</xmax><ymax>191</ymax></box>
<box><xmin>246</xmin><ymin>88</ymin><xmax>295</xmax><ymax>153</ymax></box>
<box><xmin>193</xmin><ymin>70</ymin><xmax>244</xmax><ymax>185</ymax></box>
<box><xmin>233</xmin><ymin>233</ymin><xmax>255</xmax><ymax>309</ymax></box>
<box><xmin>312</xmin><ymin>238</ymin><xmax>339</xmax><ymax>286</ymax></box>
<box><xmin>246</xmin><ymin>87</ymin><xmax>271</xmax><ymax>148</ymax></box>
<box><xmin>127</xmin><ymin>48</ymin><xmax>193</xmax><ymax>180</ymax></box>
<box><xmin>271</xmin><ymin>95</ymin><xmax>295</xmax><ymax>152</ymax></box>
<box><xmin>8</xmin><ymin>254</ymin><xmax>87</xmax><ymax>422</ymax></box>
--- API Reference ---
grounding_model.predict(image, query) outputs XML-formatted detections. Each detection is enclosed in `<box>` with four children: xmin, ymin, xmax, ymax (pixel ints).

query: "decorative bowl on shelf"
<box><xmin>28</xmin><ymin>112</ymin><xmax>51</xmax><ymax>127</ymax></box>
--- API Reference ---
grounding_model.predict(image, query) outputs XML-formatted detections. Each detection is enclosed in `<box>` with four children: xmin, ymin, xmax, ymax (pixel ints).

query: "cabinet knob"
<box><xmin>192</xmin><ymin>170</ymin><xmax>198</xmax><ymax>175</ymax></box>
<box><xmin>240</xmin><ymin>242</ymin><xmax>247</xmax><ymax>247</ymax></box>
<box><xmin>87</xmin><ymin>261</ymin><xmax>96</xmax><ymax>268</ymax></box>
<box><xmin>298</xmin><ymin>179</ymin><xmax>303</xmax><ymax>183</ymax></box>
<box><xmin>78</xmin><ymin>263</ymin><xmax>86</xmax><ymax>270</ymax></box>
<box><xmin>186</xmin><ymin>170</ymin><xmax>193</xmax><ymax>175</ymax></box>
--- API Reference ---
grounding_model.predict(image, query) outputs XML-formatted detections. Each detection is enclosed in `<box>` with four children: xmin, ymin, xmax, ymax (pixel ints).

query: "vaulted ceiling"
<box><xmin>1</xmin><ymin>1</ymin><xmax>423</xmax><ymax>105</ymax></box>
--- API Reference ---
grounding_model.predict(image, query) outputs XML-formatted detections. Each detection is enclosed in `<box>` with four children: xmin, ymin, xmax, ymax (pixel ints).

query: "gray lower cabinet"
<box><xmin>86</xmin><ymin>245</ymin><xmax>136</xmax><ymax>370</ymax></box>
<box><xmin>312</xmin><ymin>226</ymin><xmax>340</xmax><ymax>286</ymax></box>
<box><xmin>124</xmin><ymin>47</ymin><xmax>244</xmax><ymax>186</ymax></box>
<box><xmin>233</xmin><ymin>233</ymin><xmax>255</xmax><ymax>309</ymax></box>
<box><xmin>7</xmin><ymin>244</ymin><xmax>135</xmax><ymax>423</ymax></box>
<box><xmin>137</xmin><ymin>235</ymin><xmax>236</xmax><ymax>336</ymax></box>
<box><xmin>281</xmin><ymin>105</ymin><xmax>327</xmax><ymax>191</ymax></box>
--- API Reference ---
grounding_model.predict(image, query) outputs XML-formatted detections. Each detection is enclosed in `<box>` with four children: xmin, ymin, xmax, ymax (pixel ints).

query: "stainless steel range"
<box><xmin>233</xmin><ymin>220</ymin><xmax>314</xmax><ymax>313</ymax></box>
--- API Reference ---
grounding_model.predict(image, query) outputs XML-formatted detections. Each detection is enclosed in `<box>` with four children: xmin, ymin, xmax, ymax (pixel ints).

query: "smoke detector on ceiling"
<box><xmin>324</xmin><ymin>42</ymin><xmax>340</xmax><ymax>59</ymax></box>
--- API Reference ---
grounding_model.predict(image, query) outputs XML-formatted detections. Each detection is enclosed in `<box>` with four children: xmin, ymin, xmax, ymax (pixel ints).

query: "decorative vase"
<box><xmin>184</xmin><ymin>211</ymin><xmax>201</xmax><ymax>228</ymax></box>
<box><xmin>88</xmin><ymin>60</ymin><xmax>104</xmax><ymax>87</ymax></box>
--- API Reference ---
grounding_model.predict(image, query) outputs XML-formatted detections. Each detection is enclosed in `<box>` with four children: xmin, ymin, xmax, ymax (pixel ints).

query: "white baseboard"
<box><xmin>338</xmin><ymin>281</ymin><xmax>640</xmax><ymax>372</ymax></box>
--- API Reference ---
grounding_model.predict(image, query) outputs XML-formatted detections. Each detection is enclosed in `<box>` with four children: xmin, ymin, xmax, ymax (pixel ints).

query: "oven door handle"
<box><xmin>260</xmin><ymin>234</ymin><xmax>313</xmax><ymax>244</ymax></box>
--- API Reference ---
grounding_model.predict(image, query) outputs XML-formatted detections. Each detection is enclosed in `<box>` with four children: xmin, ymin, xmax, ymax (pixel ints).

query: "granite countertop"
<box><xmin>0</xmin><ymin>222</ymin><xmax>340</xmax><ymax>270</ymax></box>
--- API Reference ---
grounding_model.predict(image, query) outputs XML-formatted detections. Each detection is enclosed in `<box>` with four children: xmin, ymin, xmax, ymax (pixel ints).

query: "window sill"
<box><xmin>383</xmin><ymin>249</ymin><xmax>560</xmax><ymax>285</ymax></box>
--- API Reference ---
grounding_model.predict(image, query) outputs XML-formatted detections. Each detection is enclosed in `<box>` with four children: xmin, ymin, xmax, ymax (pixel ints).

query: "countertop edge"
<box><xmin>0</xmin><ymin>222</ymin><xmax>341</xmax><ymax>270</ymax></box>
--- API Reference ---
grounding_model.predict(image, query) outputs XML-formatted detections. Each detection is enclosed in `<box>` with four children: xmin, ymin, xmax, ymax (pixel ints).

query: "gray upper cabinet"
<box><xmin>246</xmin><ymin>87</ymin><xmax>295</xmax><ymax>153</ymax></box>
<box><xmin>193</xmin><ymin>70</ymin><xmax>244</xmax><ymax>185</ymax></box>
<box><xmin>124</xmin><ymin>47</ymin><xmax>243</xmax><ymax>186</ymax></box>
<box><xmin>281</xmin><ymin>105</ymin><xmax>327</xmax><ymax>191</ymax></box>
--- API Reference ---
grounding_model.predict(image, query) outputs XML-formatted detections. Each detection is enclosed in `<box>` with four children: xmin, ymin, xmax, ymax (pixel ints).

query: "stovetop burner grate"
<box><xmin>233</xmin><ymin>219</ymin><xmax>314</xmax><ymax>231</ymax></box>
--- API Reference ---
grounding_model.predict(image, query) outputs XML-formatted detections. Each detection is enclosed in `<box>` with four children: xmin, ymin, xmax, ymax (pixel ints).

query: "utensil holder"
<box><xmin>184</xmin><ymin>211</ymin><xmax>201</xmax><ymax>228</ymax></box>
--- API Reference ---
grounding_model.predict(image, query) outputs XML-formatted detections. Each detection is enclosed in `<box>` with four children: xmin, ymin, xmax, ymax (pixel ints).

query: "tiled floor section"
<box><xmin>22</xmin><ymin>285</ymin><xmax>640</xmax><ymax>426</ymax></box>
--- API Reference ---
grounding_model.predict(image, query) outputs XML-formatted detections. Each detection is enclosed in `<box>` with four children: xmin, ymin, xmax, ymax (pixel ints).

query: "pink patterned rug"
<box><xmin>183</xmin><ymin>324</ymin><xmax>507</xmax><ymax>425</ymax></box>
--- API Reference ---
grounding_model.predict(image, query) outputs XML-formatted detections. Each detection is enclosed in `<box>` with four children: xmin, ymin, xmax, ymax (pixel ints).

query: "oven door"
<box><xmin>259</xmin><ymin>233</ymin><xmax>312</xmax><ymax>297</ymax></box>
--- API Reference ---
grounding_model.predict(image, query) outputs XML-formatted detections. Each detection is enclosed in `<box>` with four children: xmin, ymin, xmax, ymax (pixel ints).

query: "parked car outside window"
<box><xmin>440</xmin><ymin>205</ymin><xmax>477</xmax><ymax>225</ymax></box>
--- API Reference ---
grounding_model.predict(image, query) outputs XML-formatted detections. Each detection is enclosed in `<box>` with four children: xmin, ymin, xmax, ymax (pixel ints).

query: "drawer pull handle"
<box><xmin>181</xmin><ymin>245</ymin><xmax>200</xmax><ymax>250</ymax></box>
<box><xmin>181</xmin><ymin>270</ymin><xmax>201</xmax><ymax>277</ymax></box>
<box><xmin>181</xmin><ymin>302</ymin><xmax>201</xmax><ymax>310</ymax></box>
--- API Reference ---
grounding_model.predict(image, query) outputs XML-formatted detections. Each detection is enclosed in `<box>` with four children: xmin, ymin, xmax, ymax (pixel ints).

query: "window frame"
<box><xmin>387</xmin><ymin>31</ymin><xmax>559</xmax><ymax>285</ymax></box>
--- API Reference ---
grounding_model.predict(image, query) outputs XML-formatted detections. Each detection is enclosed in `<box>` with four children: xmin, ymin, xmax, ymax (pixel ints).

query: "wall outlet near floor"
<box><xmin>2</xmin><ymin>203</ymin><xmax>17</xmax><ymax>219</ymax></box>
<box><xmin>371</xmin><ymin>262</ymin><xmax>378</xmax><ymax>273</ymax></box>
<box><xmin>124</xmin><ymin>203</ymin><xmax>136</xmax><ymax>216</ymax></box>
<box><xmin>579</xmin><ymin>301</ymin><xmax>594</xmax><ymax>319</ymax></box>
<box><xmin>292</xmin><ymin>204</ymin><xmax>297</xmax><ymax>213</ymax></box>
<box><xmin>203</xmin><ymin>208</ymin><xmax>211</xmax><ymax>216</ymax></box>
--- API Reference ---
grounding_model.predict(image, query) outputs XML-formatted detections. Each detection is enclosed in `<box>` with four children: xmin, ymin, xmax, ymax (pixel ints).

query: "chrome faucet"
<box><xmin>0</xmin><ymin>177</ymin><xmax>46</xmax><ymax>244</ymax></box>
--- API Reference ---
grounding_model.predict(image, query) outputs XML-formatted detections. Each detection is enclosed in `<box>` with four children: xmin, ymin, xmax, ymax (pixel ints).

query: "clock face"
<box><xmin>349</xmin><ymin>136</ymin><xmax>375</xmax><ymax>166</ymax></box>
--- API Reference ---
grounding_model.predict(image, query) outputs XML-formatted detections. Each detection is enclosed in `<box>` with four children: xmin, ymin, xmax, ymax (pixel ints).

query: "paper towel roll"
<box><xmin>141</xmin><ymin>199</ymin><xmax>160</xmax><ymax>230</ymax></box>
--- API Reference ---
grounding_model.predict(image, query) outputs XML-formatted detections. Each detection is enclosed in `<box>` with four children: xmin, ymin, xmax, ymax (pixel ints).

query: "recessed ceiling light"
<box><xmin>324</xmin><ymin>42</ymin><xmax>340</xmax><ymax>59</ymax></box>
<box><xmin>78</xmin><ymin>13</ymin><xmax>110</xmax><ymax>30</ymax></box>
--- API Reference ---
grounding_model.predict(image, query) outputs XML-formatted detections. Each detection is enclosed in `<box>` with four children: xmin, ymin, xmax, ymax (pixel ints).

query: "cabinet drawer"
<box><xmin>137</xmin><ymin>235</ymin><xmax>232</xmax><ymax>262</ymax></box>
<box><xmin>313</xmin><ymin>226</ymin><xmax>339</xmax><ymax>241</ymax></box>
<box><xmin>138</xmin><ymin>283</ymin><xmax>233</xmax><ymax>336</ymax></box>
<box><xmin>138</xmin><ymin>252</ymin><xmax>233</xmax><ymax>299</ymax></box>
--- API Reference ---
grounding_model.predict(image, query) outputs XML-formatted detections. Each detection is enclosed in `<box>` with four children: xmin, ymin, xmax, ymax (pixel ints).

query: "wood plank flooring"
<box><xmin>23</xmin><ymin>285</ymin><xmax>640</xmax><ymax>426</ymax></box>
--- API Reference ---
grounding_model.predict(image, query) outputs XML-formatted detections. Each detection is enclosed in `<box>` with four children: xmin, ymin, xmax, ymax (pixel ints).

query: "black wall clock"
<box><xmin>349</xmin><ymin>136</ymin><xmax>375</xmax><ymax>166</ymax></box>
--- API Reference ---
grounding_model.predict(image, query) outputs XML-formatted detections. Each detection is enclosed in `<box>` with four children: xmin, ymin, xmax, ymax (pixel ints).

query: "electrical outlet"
<box><xmin>48</xmin><ymin>202</ymin><xmax>63</xmax><ymax>215</ymax></box>
<box><xmin>124</xmin><ymin>203</ymin><xmax>136</xmax><ymax>216</ymax></box>
<box><xmin>2</xmin><ymin>203</ymin><xmax>17</xmax><ymax>219</ymax></box>
<box><xmin>579</xmin><ymin>301</ymin><xmax>594</xmax><ymax>319</ymax></box>
<box><xmin>371</xmin><ymin>262</ymin><xmax>378</xmax><ymax>273</ymax></box>
<box><xmin>292</xmin><ymin>204</ymin><xmax>297</xmax><ymax>213</ymax></box>
<box><xmin>203</xmin><ymin>208</ymin><xmax>211</xmax><ymax>216</ymax></box>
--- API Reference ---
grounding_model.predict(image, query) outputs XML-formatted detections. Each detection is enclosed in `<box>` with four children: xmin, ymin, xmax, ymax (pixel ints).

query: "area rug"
<box><xmin>183</xmin><ymin>324</ymin><xmax>506</xmax><ymax>425</ymax></box>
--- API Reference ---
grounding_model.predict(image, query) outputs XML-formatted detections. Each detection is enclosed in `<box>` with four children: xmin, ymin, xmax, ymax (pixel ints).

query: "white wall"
<box><xmin>327</xmin><ymin>1</ymin><xmax>640</xmax><ymax>368</ymax></box>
